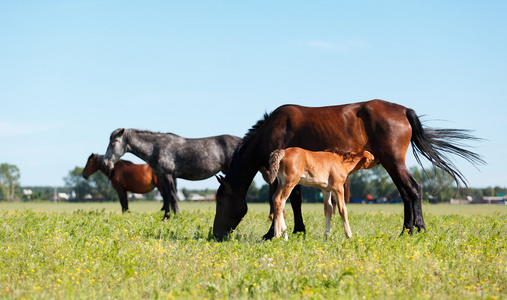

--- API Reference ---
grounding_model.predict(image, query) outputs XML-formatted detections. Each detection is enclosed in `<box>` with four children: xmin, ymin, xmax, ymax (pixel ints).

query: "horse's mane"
<box><xmin>226</xmin><ymin>112</ymin><xmax>271</xmax><ymax>184</ymax></box>
<box><xmin>128</xmin><ymin>129</ymin><xmax>179</xmax><ymax>137</ymax></box>
<box><xmin>125</xmin><ymin>129</ymin><xmax>180</xmax><ymax>143</ymax></box>
<box><xmin>239</xmin><ymin>112</ymin><xmax>270</xmax><ymax>149</ymax></box>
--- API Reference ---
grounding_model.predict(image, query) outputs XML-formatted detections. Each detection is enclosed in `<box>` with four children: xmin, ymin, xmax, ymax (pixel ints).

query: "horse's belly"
<box><xmin>298</xmin><ymin>175</ymin><xmax>329</xmax><ymax>190</ymax></box>
<box><xmin>174</xmin><ymin>166</ymin><xmax>222</xmax><ymax>181</ymax></box>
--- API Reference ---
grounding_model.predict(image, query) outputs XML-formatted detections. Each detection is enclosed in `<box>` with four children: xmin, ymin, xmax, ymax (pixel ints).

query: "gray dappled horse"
<box><xmin>102</xmin><ymin>128</ymin><xmax>242</xmax><ymax>220</ymax></box>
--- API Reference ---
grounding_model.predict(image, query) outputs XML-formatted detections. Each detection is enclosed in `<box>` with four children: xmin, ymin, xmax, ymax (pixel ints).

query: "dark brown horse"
<box><xmin>214</xmin><ymin>99</ymin><xmax>485</xmax><ymax>239</ymax></box>
<box><xmin>82</xmin><ymin>154</ymin><xmax>162</xmax><ymax>213</ymax></box>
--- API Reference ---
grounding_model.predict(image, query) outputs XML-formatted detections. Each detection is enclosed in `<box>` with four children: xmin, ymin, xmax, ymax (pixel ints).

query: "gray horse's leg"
<box><xmin>169</xmin><ymin>174</ymin><xmax>180</xmax><ymax>214</ymax></box>
<box><xmin>159</xmin><ymin>174</ymin><xmax>176</xmax><ymax>220</ymax></box>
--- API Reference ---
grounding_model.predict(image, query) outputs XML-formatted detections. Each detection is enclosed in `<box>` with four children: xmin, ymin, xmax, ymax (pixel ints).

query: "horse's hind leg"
<box><xmin>159</xmin><ymin>173</ymin><xmax>180</xmax><ymax>220</ymax></box>
<box><xmin>117</xmin><ymin>189</ymin><xmax>129</xmax><ymax>213</ymax></box>
<box><xmin>384</xmin><ymin>163</ymin><xmax>425</xmax><ymax>234</ymax></box>
<box><xmin>169</xmin><ymin>174</ymin><xmax>180</xmax><ymax>214</ymax></box>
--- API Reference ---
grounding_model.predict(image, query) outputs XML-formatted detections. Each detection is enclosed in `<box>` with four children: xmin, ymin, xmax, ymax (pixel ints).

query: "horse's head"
<box><xmin>82</xmin><ymin>153</ymin><xmax>99</xmax><ymax>179</ymax></box>
<box><xmin>213</xmin><ymin>175</ymin><xmax>248</xmax><ymax>240</ymax></box>
<box><xmin>103</xmin><ymin>128</ymin><xmax>128</xmax><ymax>173</ymax></box>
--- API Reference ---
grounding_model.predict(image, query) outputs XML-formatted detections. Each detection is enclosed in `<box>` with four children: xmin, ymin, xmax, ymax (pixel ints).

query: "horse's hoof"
<box><xmin>262</xmin><ymin>232</ymin><xmax>274</xmax><ymax>240</ymax></box>
<box><xmin>399</xmin><ymin>227</ymin><xmax>412</xmax><ymax>237</ymax></box>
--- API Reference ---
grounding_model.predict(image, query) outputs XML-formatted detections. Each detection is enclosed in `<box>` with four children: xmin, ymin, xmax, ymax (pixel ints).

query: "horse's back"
<box><xmin>170</xmin><ymin>134</ymin><xmax>242</xmax><ymax>179</ymax></box>
<box><xmin>259</xmin><ymin>100</ymin><xmax>411</xmax><ymax>164</ymax></box>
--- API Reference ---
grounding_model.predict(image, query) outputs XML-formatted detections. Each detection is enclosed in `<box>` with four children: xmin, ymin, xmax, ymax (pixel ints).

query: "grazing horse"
<box><xmin>214</xmin><ymin>99</ymin><xmax>484</xmax><ymax>240</ymax></box>
<box><xmin>264</xmin><ymin>147</ymin><xmax>377</xmax><ymax>240</ymax></box>
<box><xmin>82</xmin><ymin>154</ymin><xmax>162</xmax><ymax>213</ymax></box>
<box><xmin>102</xmin><ymin>128</ymin><xmax>242</xmax><ymax>219</ymax></box>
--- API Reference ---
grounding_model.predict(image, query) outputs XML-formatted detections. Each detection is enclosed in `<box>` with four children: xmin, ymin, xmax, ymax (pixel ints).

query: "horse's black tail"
<box><xmin>406</xmin><ymin>109</ymin><xmax>486</xmax><ymax>189</ymax></box>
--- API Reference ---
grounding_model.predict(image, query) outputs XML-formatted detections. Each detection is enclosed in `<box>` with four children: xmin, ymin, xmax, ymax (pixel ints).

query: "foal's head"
<box><xmin>341</xmin><ymin>151</ymin><xmax>378</xmax><ymax>174</ymax></box>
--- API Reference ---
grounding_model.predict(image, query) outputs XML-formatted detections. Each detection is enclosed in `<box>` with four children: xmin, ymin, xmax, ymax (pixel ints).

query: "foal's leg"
<box><xmin>263</xmin><ymin>181</ymin><xmax>293</xmax><ymax>240</ymax></box>
<box><xmin>273</xmin><ymin>184</ymin><xmax>295</xmax><ymax>240</ymax></box>
<box><xmin>333</xmin><ymin>186</ymin><xmax>352</xmax><ymax>238</ymax></box>
<box><xmin>322</xmin><ymin>190</ymin><xmax>333</xmax><ymax>238</ymax></box>
<box><xmin>268</xmin><ymin>182</ymin><xmax>286</xmax><ymax>220</ymax></box>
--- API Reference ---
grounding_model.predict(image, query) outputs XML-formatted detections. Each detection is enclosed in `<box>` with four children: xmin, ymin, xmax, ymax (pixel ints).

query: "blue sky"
<box><xmin>1</xmin><ymin>1</ymin><xmax>506</xmax><ymax>190</ymax></box>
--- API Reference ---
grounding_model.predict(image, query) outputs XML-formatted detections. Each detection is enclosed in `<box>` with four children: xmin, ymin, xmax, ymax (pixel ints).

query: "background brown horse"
<box><xmin>82</xmin><ymin>153</ymin><xmax>162</xmax><ymax>213</ymax></box>
<box><xmin>214</xmin><ymin>99</ymin><xmax>485</xmax><ymax>240</ymax></box>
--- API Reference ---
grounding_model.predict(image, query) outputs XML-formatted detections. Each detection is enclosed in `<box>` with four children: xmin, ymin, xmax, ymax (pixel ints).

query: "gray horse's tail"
<box><xmin>267</xmin><ymin>149</ymin><xmax>286</xmax><ymax>184</ymax></box>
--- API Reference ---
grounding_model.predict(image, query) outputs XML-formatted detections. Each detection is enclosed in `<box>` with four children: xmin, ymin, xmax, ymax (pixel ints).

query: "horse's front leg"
<box><xmin>290</xmin><ymin>185</ymin><xmax>306</xmax><ymax>235</ymax></box>
<box><xmin>333</xmin><ymin>186</ymin><xmax>352</xmax><ymax>239</ymax></box>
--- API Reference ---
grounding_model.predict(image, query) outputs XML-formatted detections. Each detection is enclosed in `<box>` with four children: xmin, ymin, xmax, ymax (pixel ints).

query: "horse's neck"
<box><xmin>344</xmin><ymin>158</ymin><xmax>364</xmax><ymax>175</ymax></box>
<box><xmin>125</xmin><ymin>132</ymin><xmax>158</xmax><ymax>163</ymax></box>
<box><xmin>227</xmin><ymin>142</ymin><xmax>261</xmax><ymax>196</ymax></box>
<box><xmin>95</xmin><ymin>155</ymin><xmax>111</xmax><ymax>176</ymax></box>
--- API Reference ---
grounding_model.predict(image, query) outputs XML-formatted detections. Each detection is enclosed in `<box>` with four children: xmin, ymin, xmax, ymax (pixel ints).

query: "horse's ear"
<box><xmin>215</xmin><ymin>175</ymin><xmax>226</xmax><ymax>185</ymax></box>
<box><xmin>111</xmin><ymin>128</ymin><xmax>125</xmax><ymax>138</ymax></box>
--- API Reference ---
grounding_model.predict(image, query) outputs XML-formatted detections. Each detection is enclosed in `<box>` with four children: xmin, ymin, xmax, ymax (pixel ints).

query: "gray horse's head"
<box><xmin>103</xmin><ymin>128</ymin><xmax>128</xmax><ymax>173</ymax></box>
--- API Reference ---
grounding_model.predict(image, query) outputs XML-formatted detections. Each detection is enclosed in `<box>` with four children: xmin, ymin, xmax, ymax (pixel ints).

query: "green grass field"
<box><xmin>1</xmin><ymin>201</ymin><xmax>506</xmax><ymax>299</ymax></box>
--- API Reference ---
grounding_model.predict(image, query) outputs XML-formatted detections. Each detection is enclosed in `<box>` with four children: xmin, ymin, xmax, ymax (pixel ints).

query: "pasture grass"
<box><xmin>1</xmin><ymin>202</ymin><xmax>506</xmax><ymax>299</ymax></box>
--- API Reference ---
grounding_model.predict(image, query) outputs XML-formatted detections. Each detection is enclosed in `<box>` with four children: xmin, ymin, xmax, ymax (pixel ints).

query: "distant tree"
<box><xmin>258</xmin><ymin>184</ymin><xmax>270</xmax><ymax>202</ymax></box>
<box><xmin>301</xmin><ymin>186</ymin><xmax>322</xmax><ymax>203</ymax></box>
<box><xmin>0</xmin><ymin>163</ymin><xmax>20</xmax><ymax>201</ymax></box>
<box><xmin>88</xmin><ymin>171</ymin><xmax>118</xmax><ymax>201</ymax></box>
<box><xmin>349</xmin><ymin>168</ymin><xmax>374</xmax><ymax>200</ymax></box>
<box><xmin>246</xmin><ymin>181</ymin><xmax>260</xmax><ymax>202</ymax></box>
<box><xmin>64</xmin><ymin>167</ymin><xmax>92</xmax><ymax>201</ymax></box>
<box><xmin>64</xmin><ymin>166</ymin><xmax>119</xmax><ymax>201</ymax></box>
<box><xmin>254</xmin><ymin>183</ymin><xmax>323</xmax><ymax>203</ymax></box>
<box><xmin>410</xmin><ymin>166</ymin><xmax>456</xmax><ymax>202</ymax></box>
<box><xmin>368</xmin><ymin>166</ymin><xmax>399</xmax><ymax>200</ymax></box>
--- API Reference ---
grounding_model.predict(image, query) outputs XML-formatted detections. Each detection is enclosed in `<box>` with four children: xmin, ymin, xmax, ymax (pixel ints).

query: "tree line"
<box><xmin>0</xmin><ymin>162</ymin><xmax>505</xmax><ymax>202</ymax></box>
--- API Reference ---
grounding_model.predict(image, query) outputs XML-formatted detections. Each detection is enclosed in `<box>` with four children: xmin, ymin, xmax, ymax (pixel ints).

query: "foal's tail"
<box><xmin>406</xmin><ymin>109</ymin><xmax>486</xmax><ymax>189</ymax></box>
<box><xmin>267</xmin><ymin>149</ymin><xmax>286</xmax><ymax>184</ymax></box>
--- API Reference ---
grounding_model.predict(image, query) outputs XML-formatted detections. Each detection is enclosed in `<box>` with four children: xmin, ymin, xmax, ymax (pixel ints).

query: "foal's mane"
<box><xmin>325</xmin><ymin>148</ymin><xmax>364</xmax><ymax>162</ymax></box>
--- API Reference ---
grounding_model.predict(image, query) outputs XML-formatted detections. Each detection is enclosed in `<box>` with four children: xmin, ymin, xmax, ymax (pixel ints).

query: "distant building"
<box><xmin>451</xmin><ymin>195</ymin><xmax>507</xmax><ymax>205</ymax></box>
